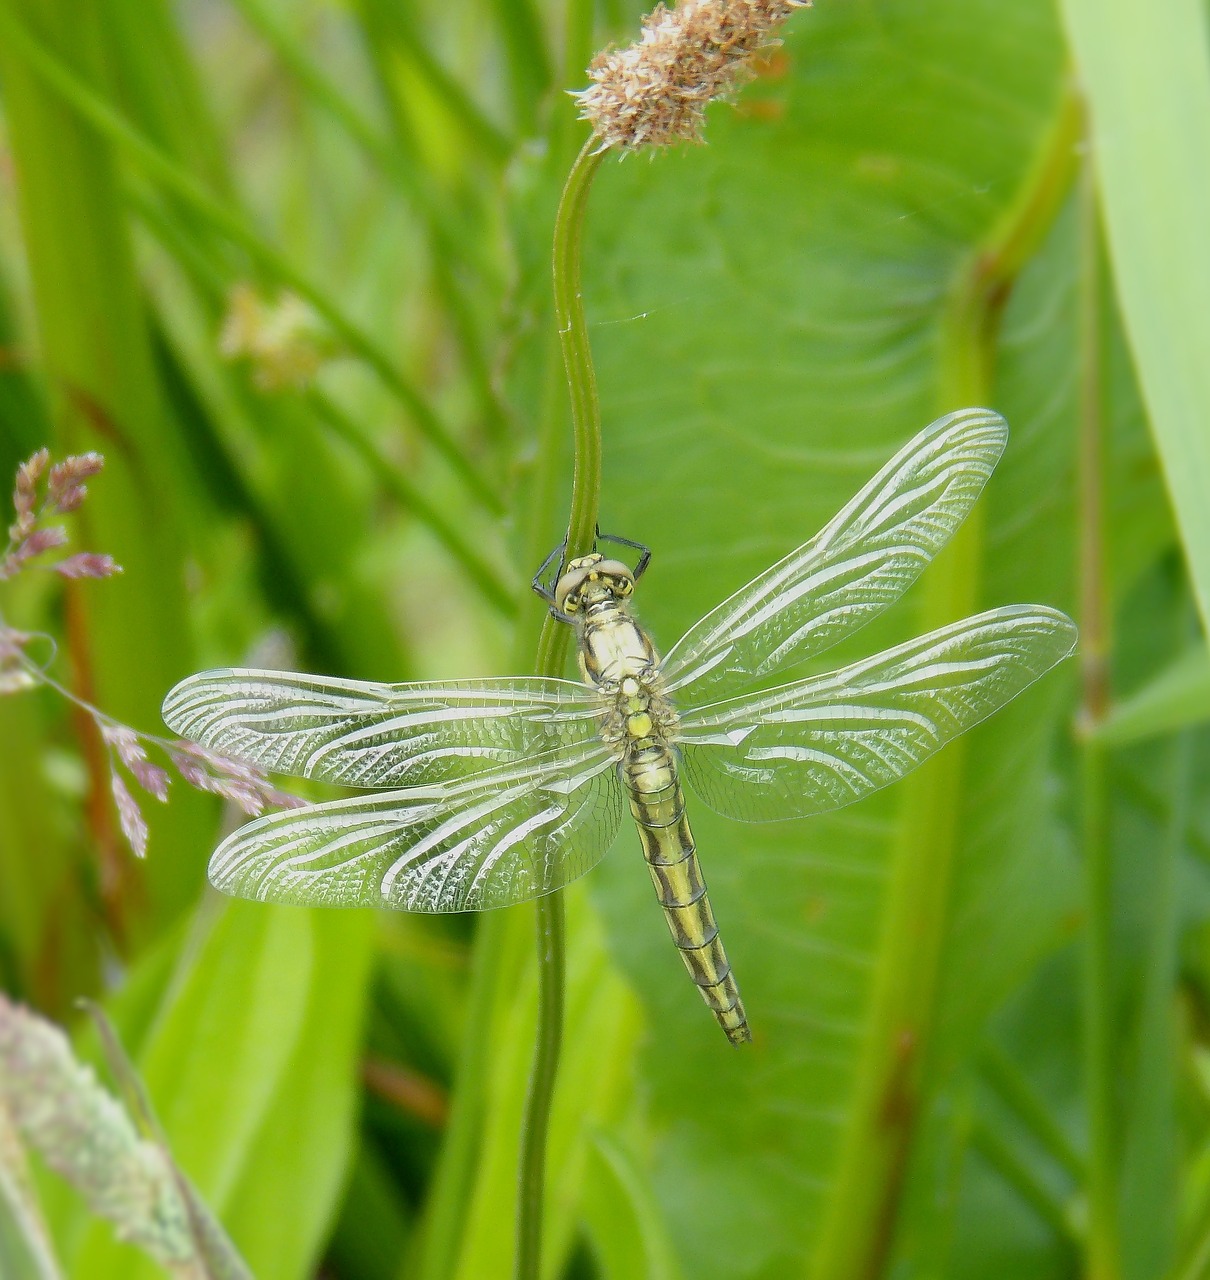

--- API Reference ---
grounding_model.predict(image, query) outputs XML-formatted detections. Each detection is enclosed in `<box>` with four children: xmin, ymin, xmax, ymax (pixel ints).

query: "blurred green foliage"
<box><xmin>0</xmin><ymin>1</ymin><xmax>1208</xmax><ymax>1278</ymax></box>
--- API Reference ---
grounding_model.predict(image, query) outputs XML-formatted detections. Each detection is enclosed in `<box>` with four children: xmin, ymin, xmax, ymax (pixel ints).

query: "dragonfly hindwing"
<box><xmin>675</xmin><ymin>606</ymin><xmax>1077</xmax><ymax>823</ymax></box>
<box><xmin>206</xmin><ymin>744</ymin><xmax>624</xmax><ymax>911</ymax></box>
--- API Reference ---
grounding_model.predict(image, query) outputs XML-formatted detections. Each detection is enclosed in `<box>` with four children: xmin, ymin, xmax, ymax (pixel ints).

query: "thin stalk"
<box><xmin>970</xmin><ymin>1117</ymin><xmax>1080</xmax><ymax>1246</ymax></box>
<box><xmin>534</xmin><ymin>139</ymin><xmax>608</xmax><ymax>680</ymax></box>
<box><xmin>978</xmin><ymin>1042</ymin><xmax>1085</xmax><ymax>1182</ymax></box>
<box><xmin>1074</xmin><ymin>104</ymin><xmax>1120</xmax><ymax>1280</ymax></box>
<box><xmin>0</xmin><ymin>3</ymin><xmax>501</xmax><ymax>515</ymax></box>
<box><xmin>514</xmin><ymin>888</ymin><xmax>566</xmax><ymax>1280</ymax></box>
<box><xmin>515</xmin><ymin>134</ymin><xmax>606</xmax><ymax>1280</ymax></box>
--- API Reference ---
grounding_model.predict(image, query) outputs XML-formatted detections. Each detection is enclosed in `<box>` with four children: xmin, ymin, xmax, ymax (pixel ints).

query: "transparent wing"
<box><xmin>207</xmin><ymin>741</ymin><xmax>624</xmax><ymax>911</ymax></box>
<box><xmin>661</xmin><ymin>408</ymin><xmax>1009</xmax><ymax>702</ymax></box>
<box><xmin>676</xmin><ymin>606</ymin><xmax>1077</xmax><ymax>822</ymax></box>
<box><xmin>162</xmin><ymin>669</ymin><xmax>601</xmax><ymax>788</ymax></box>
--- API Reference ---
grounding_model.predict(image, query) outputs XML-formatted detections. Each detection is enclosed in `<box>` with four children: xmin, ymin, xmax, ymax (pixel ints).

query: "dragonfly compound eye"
<box><xmin>593</xmin><ymin>558</ymin><xmax>635</xmax><ymax>598</ymax></box>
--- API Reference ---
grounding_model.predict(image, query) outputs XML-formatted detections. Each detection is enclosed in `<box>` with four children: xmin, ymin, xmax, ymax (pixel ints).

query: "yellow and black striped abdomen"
<box><xmin>623</xmin><ymin>744</ymin><xmax>750</xmax><ymax>1046</ymax></box>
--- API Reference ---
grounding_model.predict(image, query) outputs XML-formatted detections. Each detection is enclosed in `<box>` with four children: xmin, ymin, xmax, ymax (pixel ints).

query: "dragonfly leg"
<box><xmin>594</xmin><ymin>526</ymin><xmax>652</xmax><ymax>581</ymax></box>
<box><xmin>531</xmin><ymin>539</ymin><xmax>567</xmax><ymax>606</ymax></box>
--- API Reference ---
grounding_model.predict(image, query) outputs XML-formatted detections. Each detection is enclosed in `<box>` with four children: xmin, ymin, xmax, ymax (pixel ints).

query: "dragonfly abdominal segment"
<box><xmin>554</xmin><ymin>551</ymin><xmax>752</xmax><ymax>1045</ymax></box>
<box><xmin>164</xmin><ymin>408</ymin><xmax>1078</xmax><ymax>1048</ymax></box>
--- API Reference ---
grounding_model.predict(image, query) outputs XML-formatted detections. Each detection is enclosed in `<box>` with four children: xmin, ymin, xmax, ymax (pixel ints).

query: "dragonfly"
<box><xmin>162</xmin><ymin>408</ymin><xmax>1077</xmax><ymax>1046</ymax></box>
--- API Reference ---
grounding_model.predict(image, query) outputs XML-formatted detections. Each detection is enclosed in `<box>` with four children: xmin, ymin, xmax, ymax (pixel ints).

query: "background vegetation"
<box><xmin>1</xmin><ymin>0</ymin><xmax>1208</xmax><ymax>1277</ymax></box>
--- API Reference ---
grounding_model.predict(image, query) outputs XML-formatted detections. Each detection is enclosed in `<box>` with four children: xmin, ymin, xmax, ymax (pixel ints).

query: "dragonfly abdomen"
<box><xmin>623</xmin><ymin>745</ymin><xmax>751</xmax><ymax>1046</ymax></box>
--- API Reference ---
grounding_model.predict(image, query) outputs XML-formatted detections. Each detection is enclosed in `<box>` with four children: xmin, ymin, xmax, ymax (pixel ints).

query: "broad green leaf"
<box><xmin>498</xmin><ymin>0</ymin><xmax>1157</xmax><ymax>1274</ymax></box>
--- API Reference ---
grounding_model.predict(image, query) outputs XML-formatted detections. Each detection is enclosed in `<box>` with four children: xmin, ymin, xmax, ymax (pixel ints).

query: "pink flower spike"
<box><xmin>132</xmin><ymin>759</ymin><xmax>171</xmax><ymax>803</ymax></box>
<box><xmin>100</xmin><ymin>724</ymin><xmax>168</xmax><ymax>801</ymax></box>
<box><xmin>170</xmin><ymin>752</ymin><xmax>209</xmax><ymax>791</ymax></box>
<box><xmin>52</xmin><ymin>485</ymin><xmax>87</xmax><ymax>514</ymax></box>
<box><xmin>110</xmin><ymin>771</ymin><xmax>149</xmax><ymax>859</ymax></box>
<box><xmin>53</xmin><ymin>553</ymin><xmax>122</xmax><ymax>580</ymax></box>
<box><xmin>20</xmin><ymin>526</ymin><xmax>69</xmax><ymax>557</ymax></box>
<box><xmin>219</xmin><ymin>780</ymin><xmax>267</xmax><ymax>817</ymax></box>
<box><xmin>14</xmin><ymin>449</ymin><xmax>49</xmax><ymax>510</ymax></box>
<box><xmin>48</xmin><ymin>453</ymin><xmax>104</xmax><ymax>511</ymax></box>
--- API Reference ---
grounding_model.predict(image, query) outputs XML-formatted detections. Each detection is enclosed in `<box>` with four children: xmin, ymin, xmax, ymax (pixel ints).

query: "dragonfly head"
<box><xmin>554</xmin><ymin>553</ymin><xmax>635</xmax><ymax>618</ymax></box>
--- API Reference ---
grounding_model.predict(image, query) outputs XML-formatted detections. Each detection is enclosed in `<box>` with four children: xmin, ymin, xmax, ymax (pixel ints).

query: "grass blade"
<box><xmin>1060</xmin><ymin>0</ymin><xmax>1210</xmax><ymax>633</ymax></box>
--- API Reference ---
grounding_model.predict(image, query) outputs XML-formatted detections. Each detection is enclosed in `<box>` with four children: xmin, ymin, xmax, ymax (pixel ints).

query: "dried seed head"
<box><xmin>576</xmin><ymin>0</ymin><xmax>809</xmax><ymax>152</ymax></box>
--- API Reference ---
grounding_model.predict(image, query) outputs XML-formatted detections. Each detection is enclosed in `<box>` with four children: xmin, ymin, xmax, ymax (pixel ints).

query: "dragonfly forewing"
<box><xmin>206</xmin><ymin>743</ymin><xmax>624</xmax><ymax>911</ymax></box>
<box><xmin>162</xmin><ymin>669</ymin><xmax>602</xmax><ymax>788</ymax></box>
<box><xmin>675</xmin><ymin>605</ymin><xmax>1077</xmax><ymax>823</ymax></box>
<box><xmin>660</xmin><ymin>408</ymin><xmax>1009</xmax><ymax>702</ymax></box>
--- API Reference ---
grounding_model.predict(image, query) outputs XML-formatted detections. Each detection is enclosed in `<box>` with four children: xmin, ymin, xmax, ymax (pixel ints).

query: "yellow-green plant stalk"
<box><xmin>515</xmin><ymin>2</ymin><xmax>812</xmax><ymax>1276</ymax></box>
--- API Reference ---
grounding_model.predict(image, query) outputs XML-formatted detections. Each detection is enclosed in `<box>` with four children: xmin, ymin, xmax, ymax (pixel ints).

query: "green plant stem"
<box><xmin>514</xmin><ymin>135</ymin><xmax>606</xmax><ymax>1280</ymax></box>
<box><xmin>1074</xmin><ymin>103</ymin><xmax>1121</xmax><ymax>1280</ymax></box>
<box><xmin>0</xmin><ymin>2</ymin><xmax>500</xmax><ymax>516</ymax></box>
<box><xmin>534</xmin><ymin>139</ymin><xmax>608</xmax><ymax>678</ymax></box>
<box><xmin>514</xmin><ymin>889</ymin><xmax>566</xmax><ymax>1280</ymax></box>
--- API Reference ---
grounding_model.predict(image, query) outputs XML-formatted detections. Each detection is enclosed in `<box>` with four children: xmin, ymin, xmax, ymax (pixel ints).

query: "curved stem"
<box><xmin>534</xmin><ymin>138</ymin><xmax>607</xmax><ymax>681</ymax></box>
<box><xmin>514</xmin><ymin>134</ymin><xmax>606</xmax><ymax>1280</ymax></box>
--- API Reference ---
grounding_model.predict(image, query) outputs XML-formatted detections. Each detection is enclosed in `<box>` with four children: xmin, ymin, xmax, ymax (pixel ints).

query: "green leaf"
<box><xmin>581</xmin><ymin>1133</ymin><xmax>685</xmax><ymax>1280</ymax></box>
<box><xmin>497</xmin><ymin>0</ymin><xmax>1159</xmax><ymax>1274</ymax></box>
<box><xmin>71</xmin><ymin>902</ymin><xmax>375</xmax><ymax>1280</ymax></box>
<box><xmin>1096</xmin><ymin>645</ymin><xmax>1210</xmax><ymax>746</ymax></box>
<box><xmin>218</xmin><ymin>912</ymin><xmax>376</xmax><ymax>1280</ymax></box>
<box><xmin>1059</xmin><ymin>0</ymin><xmax>1210</xmax><ymax>636</ymax></box>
